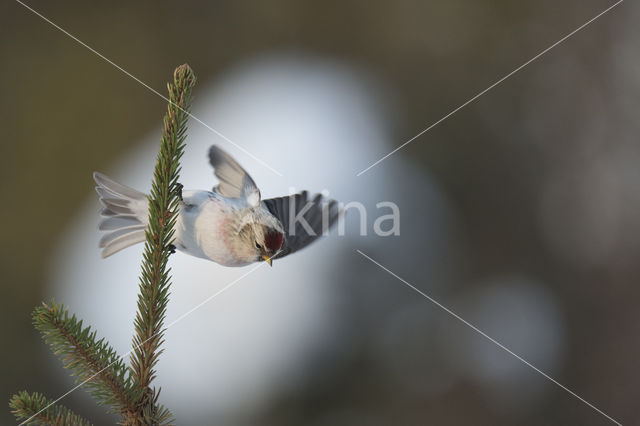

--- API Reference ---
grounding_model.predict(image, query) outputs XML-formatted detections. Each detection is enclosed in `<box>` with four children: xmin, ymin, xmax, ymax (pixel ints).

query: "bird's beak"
<box><xmin>262</xmin><ymin>255</ymin><xmax>272</xmax><ymax>266</ymax></box>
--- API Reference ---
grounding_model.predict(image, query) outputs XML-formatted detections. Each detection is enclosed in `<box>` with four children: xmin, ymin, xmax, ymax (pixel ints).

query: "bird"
<box><xmin>93</xmin><ymin>145</ymin><xmax>340</xmax><ymax>266</ymax></box>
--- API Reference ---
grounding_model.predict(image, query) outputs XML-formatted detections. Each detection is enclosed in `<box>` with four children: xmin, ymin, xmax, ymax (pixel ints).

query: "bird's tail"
<box><xmin>93</xmin><ymin>172</ymin><xmax>149</xmax><ymax>258</ymax></box>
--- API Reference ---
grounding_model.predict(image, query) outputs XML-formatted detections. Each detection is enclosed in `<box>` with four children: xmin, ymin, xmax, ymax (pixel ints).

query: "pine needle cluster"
<box><xmin>9</xmin><ymin>64</ymin><xmax>197</xmax><ymax>425</ymax></box>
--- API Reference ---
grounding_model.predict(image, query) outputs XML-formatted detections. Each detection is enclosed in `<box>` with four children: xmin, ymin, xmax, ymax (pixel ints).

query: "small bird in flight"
<box><xmin>94</xmin><ymin>145</ymin><xmax>339</xmax><ymax>266</ymax></box>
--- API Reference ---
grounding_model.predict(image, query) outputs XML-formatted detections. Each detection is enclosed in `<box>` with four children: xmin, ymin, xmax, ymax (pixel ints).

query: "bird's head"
<box><xmin>235</xmin><ymin>208</ymin><xmax>284</xmax><ymax>266</ymax></box>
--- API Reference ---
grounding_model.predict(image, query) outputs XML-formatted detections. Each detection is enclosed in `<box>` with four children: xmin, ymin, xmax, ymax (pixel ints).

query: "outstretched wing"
<box><xmin>262</xmin><ymin>191</ymin><xmax>340</xmax><ymax>259</ymax></box>
<box><xmin>208</xmin><ymin>145</ymin><xmax>261</xmax><ymax>206</ymax></box>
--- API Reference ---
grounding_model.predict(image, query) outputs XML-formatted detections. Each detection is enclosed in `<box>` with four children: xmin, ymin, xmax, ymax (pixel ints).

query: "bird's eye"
<box><xmin>255</xmin><ymin>242</ymin><xmax>262</xmax><ymax>249</ymax></box>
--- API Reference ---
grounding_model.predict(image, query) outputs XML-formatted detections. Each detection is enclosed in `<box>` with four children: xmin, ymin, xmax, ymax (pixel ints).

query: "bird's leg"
<box><xmin>176</xmin><ymin>183</ymin><xmax>184</xmax><ymax>201</ymax></box>
<box><xmin>174</xmin><ymin>181</ymin><xmax>196</xmax><ymax>211</ymax></box>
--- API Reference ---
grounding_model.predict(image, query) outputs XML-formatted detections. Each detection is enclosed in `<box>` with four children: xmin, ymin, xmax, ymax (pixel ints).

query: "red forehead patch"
<box><xmin>265</xmin><ymin>231</ymin><xmax>284</xmax><ymax>251</ymax></box>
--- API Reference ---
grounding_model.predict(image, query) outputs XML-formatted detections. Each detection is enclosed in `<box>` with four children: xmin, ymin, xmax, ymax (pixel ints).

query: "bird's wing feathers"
<box><xmin>262</xmin><ymin>191</ymin><xmax>340</xmax><ymax>259</ymax></box>
<box><xmin>208</xmin><ymin>145</ymin><xmax>261</xmax><ymax>206</ymax></box>
<box><xmin>209</xmin><ymin>145</ymin><xmax>339</xmax><ymax>260</ymax></box>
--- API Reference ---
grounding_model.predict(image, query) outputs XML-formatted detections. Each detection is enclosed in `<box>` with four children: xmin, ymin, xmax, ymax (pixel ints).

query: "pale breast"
<box><xmin>174</xmin><ymin>190</ymin><xmax>250</xmax><ymax>266</ymax></box>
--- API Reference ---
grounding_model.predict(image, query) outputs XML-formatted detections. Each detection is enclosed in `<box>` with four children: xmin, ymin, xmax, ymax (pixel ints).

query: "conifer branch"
<box><xmin>9</xmin><ymin>64</ymin><xmax>195</xmax><ymax>425</ymax></box>
<box><xmin>9</xmin><ymin>391</ymin><xmax>93</xmax><ymax>426</ymax></box>
<box><xmin>129</xmin><ymin>64</ymin><xmax>196</xmax><ymax>422</ymax></box>
<box><xmin>31</xmin><ymin>301</ymin><xmax>140</xmax><ymax>415</ymax></box>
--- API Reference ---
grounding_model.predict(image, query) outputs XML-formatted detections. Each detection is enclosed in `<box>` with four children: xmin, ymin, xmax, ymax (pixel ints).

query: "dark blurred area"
<box><xmin>1</xmin><ymin>0</ymin><xmax>638</xmax><ymax>425</ymax></box>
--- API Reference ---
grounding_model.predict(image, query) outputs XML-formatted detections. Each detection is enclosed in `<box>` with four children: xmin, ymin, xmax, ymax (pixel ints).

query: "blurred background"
<box><xmin>1</xmin><ymin>0</ymin><xmax>638</xmax><ymax>425</ymax></box>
